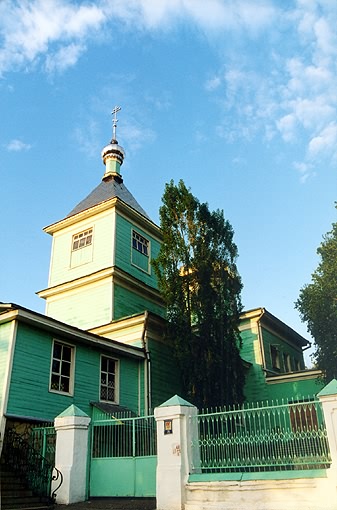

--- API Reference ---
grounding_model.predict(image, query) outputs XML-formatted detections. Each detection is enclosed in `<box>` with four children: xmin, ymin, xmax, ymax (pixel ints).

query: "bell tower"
<box><xmin>38</xmin><ymin>108</ymin><xmax>164</xmax><ymax>330</ymax></box>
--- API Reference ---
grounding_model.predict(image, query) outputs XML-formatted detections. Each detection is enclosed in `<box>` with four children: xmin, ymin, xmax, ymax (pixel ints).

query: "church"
<box><xmin>0</xmin><ymin>110</ymin><xmax>322</xmax><ymax>449</ymax></box>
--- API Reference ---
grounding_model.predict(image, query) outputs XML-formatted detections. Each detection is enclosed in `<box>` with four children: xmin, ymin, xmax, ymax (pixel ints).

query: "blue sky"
<box><xmin>1</xmin><ymin>0</ymin><xmax>336</xmax><ymax>365</ymax></box>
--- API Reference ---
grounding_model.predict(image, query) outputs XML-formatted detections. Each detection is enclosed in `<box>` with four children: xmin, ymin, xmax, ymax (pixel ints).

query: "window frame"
<box><xmin>131</xmin><ymin>229</ymin><xmax>150</xmax><ymax>273</ymax></box>
<box><xmin>49</xmin><ymin>340</ymin><xmax>75</xmax><ymax>396</ymax></box>
<box><xmin>100</xmin><ymin>355</ymin><xmax>119</xmax><ymax>404</ymax></box>
<box><xmin>72</xmin><ymin>228</ymin><xmax>93</xmax><ymax>252</ymax></box>
<box><xmin>270</xmin><ymin>345</ymin><xmax>281</xmax><ymax>370</ymax></box>
<box><xmin>283</xmin><ymin>352</ymin><xmax>292</xmax><ymax>373</ymax></box>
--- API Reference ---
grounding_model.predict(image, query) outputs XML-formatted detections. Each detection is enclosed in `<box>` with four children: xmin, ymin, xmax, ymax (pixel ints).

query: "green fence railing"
<box><xmin>30</xmin><ymin>426</ymin><xmax>56</xmax><ymax>466</ymax></box>
<box><xmin>190</xmin><ymin>399</ymin><xmax>331</xmax><ymax>473</ymax></box>
<box><xmin>92</xmin><ymin>414</ymin><xmax>157</xmax><ymax>458</ymax></box>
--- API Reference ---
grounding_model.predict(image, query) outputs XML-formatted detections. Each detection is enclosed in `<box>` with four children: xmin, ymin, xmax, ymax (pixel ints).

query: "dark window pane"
<box><xmin>101</xmin><ymin>357</ymin><xmax>107</xmax><ymax>372</ymax></box>
<box><xmin>107</xmin><ymin>359</ymin><xmax>115</xmax><ymax>373</ymax></box>
<box><xmin>61</xmin><ymin>361</ymin><xmax>71</xmax><ymax>377</ymax></box>
<box><xmin>60</xmin><ymin>377</ymin><xmax>69</xmax><ymax>393</ymax></box>
<box><xmin>52</xmin><ymin>360</ymin><xmax>60</xmax><ymax>373</ymax></box>
<box><xmin>53</xmin><ymin>343</ymin><xmax>62</xmax><ymax>359</ymax></box>
<box><xmin>51</xmin><ymin>374</ymin><xmax>59</xmax><ymax>390</ymax></box>
<box><xmin>62</xmin><ymin>346</ymin><xmax>71</xmax><ymax>362</ymax></box>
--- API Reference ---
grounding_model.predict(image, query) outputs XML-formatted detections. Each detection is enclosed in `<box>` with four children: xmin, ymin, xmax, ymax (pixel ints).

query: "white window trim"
<box><xmin>131</xmin><ymin>229</ymin><xmax>151</xmax><ymax>274</ymax></box>
<box><xmin>71</xmin><ymin>227</ymin><xmax>94</xmax><ymax>252</ymax></box>
<box><xmin>49</xmin><ymin>340</ymin><xmax>75</xmax><ymax>396</ymax></box>
<box><xmin>99</xmin><ymin>355</ymin><xmax>119</xmax><ymax>404</ymax></box>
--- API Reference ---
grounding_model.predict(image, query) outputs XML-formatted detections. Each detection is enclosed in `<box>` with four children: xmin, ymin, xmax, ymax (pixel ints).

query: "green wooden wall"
<box><xmin>114</xmin><ymin>284</ymin><xmax>165</xmax><ymax>320</ymax></box>
<box><xmin>0</xmin><ymin>322</ymin><xmax>12</xmax><ymax>411</ymax></box>
<box><xmin>239</xmin><ymin>325</ymin><xmax>320</xmax><ymax>403</ymax></box>
<box><xmin>6</xmin><ymin>322</ymin><xmax>143</xmax><ymax>421</ymax></box>
<box><xmin>115</xmin><ymin>214</ymin><xmax>160</xmax><ymax>289</ymax></box>
<box><xmin>262</xmin><ymin>328</ymin><xmax>305</xmax><ymax>373</ymax></box>
<box><xmin>148</xmin><ymin>338</ymin><xmax>182</xmax><ymax>409</ymax></box>
<box><xmin>264</xmin><ymin>377</ymin><xmax>325</xmax><ymax>402</ymax></box>
<box><xmin>240</xmin><ymin>327</ymin><xmax>269</xmax><ymax>402</ymax></box>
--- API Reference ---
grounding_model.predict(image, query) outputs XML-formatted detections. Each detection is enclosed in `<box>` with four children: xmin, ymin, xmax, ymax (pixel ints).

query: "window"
<box><xmin>50</xmin><ymin>341</ymin><xmax>74</xmax><ymax>394</ymax></box>
<box><xmin>270</xmin><ymin>345</ymin><xmax>280</xmax><ymax>370</ymax></box>
<box><xmin>283</xmin><ymin>352</ymin><xmax>292</xmax><ymax>372</ymax></box>
<box><xmin>293</xmin><ymin>358</ymin><xmax>301</xmax><ymax>371</ymax></box>
<box><xmin>132</xmin><ymin>230</ymin><xmax>149</xmax><ymax>256</ymax></box>
<box><xmin>100</xmin><ymin>356</ymin><xmax>118</xmax><ymax>403</ymax></box>
<box><xmin>72</xmin><ymin>228</ymin><xmax>93</xmax><ymax>251</ymax></box>
<box><xmin>132</xmin><ymin>230</ymin><xmax>150</xmax><ymax>272</ymax></box>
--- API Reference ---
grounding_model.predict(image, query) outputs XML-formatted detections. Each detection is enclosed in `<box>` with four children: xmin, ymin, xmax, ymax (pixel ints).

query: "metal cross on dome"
<box><xmin>111</xmin><ymin>106</ymin><xmax>121</xmax><ymax>141</ymax></box>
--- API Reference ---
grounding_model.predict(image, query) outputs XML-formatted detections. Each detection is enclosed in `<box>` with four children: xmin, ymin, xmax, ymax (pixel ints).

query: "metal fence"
<box><xmin>92</xmin><ymin>414</ymin><xmax>157</xmax><ymax>458</ymax></box>
<box><xmin>190</xmin><ymin>399</ymin><xmax>331</xmax><ymax>473</ymax></box>
<box><xmin>30</xmin><ymin>426</ymin><xmax>56</xmax><ymax>466</ymax></box>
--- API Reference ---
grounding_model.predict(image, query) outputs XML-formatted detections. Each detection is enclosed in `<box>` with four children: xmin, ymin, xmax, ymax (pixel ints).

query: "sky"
<box><xmin>1</xmin><ymin>0</ymin><xmax>336</xmax><ymax>366</ymax></box>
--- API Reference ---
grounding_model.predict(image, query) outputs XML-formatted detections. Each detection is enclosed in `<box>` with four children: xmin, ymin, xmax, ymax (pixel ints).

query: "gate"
<box><xmin>90</xmin><ymin>413</ymin><xmax>157</xmax><ymax>497</ymax></box>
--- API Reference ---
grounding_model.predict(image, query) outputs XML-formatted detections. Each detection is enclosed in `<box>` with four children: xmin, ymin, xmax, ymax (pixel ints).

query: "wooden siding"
<box><xmin>147</xmin><ymin>338</ymin><xmax>182</xmax><ymax>408</ymax></box>
<box><xmin>240</xmin><ymin>325</ymin><xmax>319</xmax><ymax>403</ymax></box>
<box><xmin>46</xmin><ymin>279</ymin><xmax>113</xmax><ymax>329</ymax></box>
<box><xmin>0</xmin><ymin>322</ymin><xmax>12</xmax><ymax>410</ymax></box>
<box><xmin>262</xmin><ymin>327</ymin><xmax>305</xmax><ymax>373</ymax></box>
<box><xmin>240</xmin><ymin>328</ymin><xmax>269</xmax><ymax>402</ymax></box>
<box><xmin>114</xmin><ymin>284</ymin><xmax>165</xmax><ymax>320</ymax></box>
<box><xmin>48</xmin><ymin>210</ymin><xmax>115</xmax><ymax>288</ymax></box>
<box><xmin>264</xmin><ymin>377</ymin><xmax>325</xmax><ymax>401</ymax></box>
<box><xmin>6</xmin><ymin>322</ymin><xmax>142</xmax><ymax>421</ymax></box>
<box><xmin>115</xmin><ymin>214</ymin><xmax>160</xmax><ymax>290</ymax></box>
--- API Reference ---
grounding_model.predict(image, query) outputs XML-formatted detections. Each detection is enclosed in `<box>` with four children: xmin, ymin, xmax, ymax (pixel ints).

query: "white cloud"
<box><xmin>205</xmin><ymin>76</ymin><xmax>221</xmax><ymax>92</ymax></box>
<box><xmin>277</xmin><ymin>114</ymin><xmax>297</xmax><ymax>142</ymax></box>
<box><xmin>6</xmin><ymin>139</ymin><xmax>32</xmax><ymax>151</ymax></box>
<box><xmin>0</xmin><ymin>0</ymin><xmax>277</xmax><ymax>76</ymax></box>
<box><xmin>293</xmin><ymin>161</ymin><xmax>315</xmax><ymax>184</ymax></box>
<box><xmin>206</xmin><ymin>1</ymin><xmax>337</xmax><ymax>179</ymax></box>
<box><xmin>0</xmin><ymin>0</ymin><xmax>105</xmax><ymax>75</ymax></box>
<box><xmin>45</xmin><ymin>43</ymin><xmax>86</xmax><ymax>73</ymax></box>
<box><xmin>308</xmin><ymin>122</ymin><xmax>337</xmax><ymax>157</ymax></box>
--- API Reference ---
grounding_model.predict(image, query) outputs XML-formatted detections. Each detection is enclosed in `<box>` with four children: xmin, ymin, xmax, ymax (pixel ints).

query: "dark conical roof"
<box><xmin>66</xmin><ymin>175</ymin><xmax>151</xmax><ymax>220</ymax></box>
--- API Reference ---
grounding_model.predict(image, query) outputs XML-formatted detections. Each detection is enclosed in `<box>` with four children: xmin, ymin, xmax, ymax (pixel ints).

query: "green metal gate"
<box><xmin>90</xmin><ymin>413</ymin><xmax>157</xmax><ymax>497</ymax></box>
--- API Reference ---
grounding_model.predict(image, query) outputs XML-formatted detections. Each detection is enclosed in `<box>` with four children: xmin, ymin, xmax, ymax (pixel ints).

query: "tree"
<box><xmin>295</xmin><ymin>210</ymin><xmax>337</xmax><ymax>381</ymax></box>
<box><xmin>152</xmin><ymin>179</ymin><xmax>245</xmax><ymax>408</ymax></box>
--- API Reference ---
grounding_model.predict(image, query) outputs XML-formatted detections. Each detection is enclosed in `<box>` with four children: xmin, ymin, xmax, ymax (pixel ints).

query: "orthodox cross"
<box><xmin>111</xmin><ymin>106</ymin><xmax>121</xmax><ymax>141</ymax></box>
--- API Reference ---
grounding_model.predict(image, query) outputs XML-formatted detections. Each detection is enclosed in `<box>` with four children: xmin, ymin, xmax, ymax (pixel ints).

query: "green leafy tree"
<box><xmin>153</xmin><ymin>180</ymin><xmax>245</xmax><ymax>408</ymax></box>
<box><xmin>295</xmin><ymin>211</ymin><xmax>337</xmax><ymax>381</ymax></box>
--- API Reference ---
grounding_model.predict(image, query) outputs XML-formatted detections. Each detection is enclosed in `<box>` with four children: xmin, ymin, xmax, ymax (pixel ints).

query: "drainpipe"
<box><xmin>141</xmin><ymin>311</ymin><xmax>151</xmax><ymax>414</ymax></box>
<box><xmin>257</xmin><ymin>308</ymin><xmax>267</xmax><ymax>371</ymax></box>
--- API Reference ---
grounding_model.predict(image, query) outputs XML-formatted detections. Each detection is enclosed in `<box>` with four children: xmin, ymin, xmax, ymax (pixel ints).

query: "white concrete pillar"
<box><xmin>53</xmin><ymin>404</ymin><xmax>91</xmax><ymax>504</ymax></box>
<box><xmin>155</xmin><ymin>395</ymin><xmax>198</xmax><ymax>510</ymax></box>
<box><xmin>318</xmin><ymin>379</ymin><xmax>337</xmax><ymax>479</ymax></box>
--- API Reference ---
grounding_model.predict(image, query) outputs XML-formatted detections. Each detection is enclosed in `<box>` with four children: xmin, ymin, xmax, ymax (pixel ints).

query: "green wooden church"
<box><xmin>0</xmin><ymin>113</ymin><xmax>322</xmax><ymax>447</ymax></box>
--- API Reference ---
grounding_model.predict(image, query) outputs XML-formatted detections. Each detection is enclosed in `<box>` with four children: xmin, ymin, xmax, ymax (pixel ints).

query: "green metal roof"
<box><xmin>159</xmin><ymin>395</ymin><xmax>194</xmax><ymax>407</ymax></box>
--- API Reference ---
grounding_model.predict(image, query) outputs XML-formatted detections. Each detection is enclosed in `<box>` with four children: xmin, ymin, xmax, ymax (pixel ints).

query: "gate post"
<box><xmin>155</xmin><ymin>395</ymin><xmax>198</xmax><ymax>510</ymax></box>
<box><xmin>318</xmin><ymin>379</ymin><xmax>337</xmax><ymax>475</ymax></box>
<box><xmin>53</xmin><ymin>404</ymin><xmax>91</xmax><ymax>504</ymax></box>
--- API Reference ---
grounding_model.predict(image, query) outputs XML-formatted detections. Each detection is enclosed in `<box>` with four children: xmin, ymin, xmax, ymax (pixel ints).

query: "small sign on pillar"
<box><xmin>164</xmin><ymin>419</ymin><xmax>173</xmax><ymax>435</ymax></box>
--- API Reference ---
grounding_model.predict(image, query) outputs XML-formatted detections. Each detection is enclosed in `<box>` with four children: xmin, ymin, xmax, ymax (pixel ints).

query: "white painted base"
<box><xmin>185</xmin><ymin>476</ymin><xmax>337</xmax><ymax>510</ymax></box>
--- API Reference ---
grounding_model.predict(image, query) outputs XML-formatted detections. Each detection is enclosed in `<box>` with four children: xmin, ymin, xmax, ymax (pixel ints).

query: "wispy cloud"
<box><xmin>6</xmin><ymin>139</ymin><xmax>32</xmax><ymax>152</ymax></box>
<box><xmin>0</xmin><ymin>0</ymin><xmax>105</xmax><ymax>75</ymax></box>
<box><xmin>1</xmin><ymin>1</ymin><xmax>335</xmax><ymax>181</ymax></box>
<box><xmin>0</xmin><ymin>0</ymin><xmax>277</xmax><ymax>76</ymax></box>
<box><xmin>205</xmin><ymin>1</ymin><xmax>337</xmax><ymax>181</ymax></box>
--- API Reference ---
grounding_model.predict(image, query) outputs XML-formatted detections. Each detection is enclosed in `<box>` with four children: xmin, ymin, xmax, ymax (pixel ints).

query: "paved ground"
<box><xmin>56</xmin><ymin>498</ymin><xmax>156</xmax><ymax>510</ymax></box>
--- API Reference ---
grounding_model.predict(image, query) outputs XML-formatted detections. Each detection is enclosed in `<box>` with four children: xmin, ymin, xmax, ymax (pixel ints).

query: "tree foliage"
<box><xmin>152</xmin><ymin>180</ymin><xmax>245</xmax><ymax>408</ymax></box>
<box><xmin>295</xmin><ymin>210</ymin><xmax>337</xmax><ymax>381</ymax></box>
